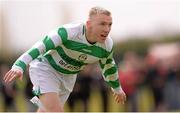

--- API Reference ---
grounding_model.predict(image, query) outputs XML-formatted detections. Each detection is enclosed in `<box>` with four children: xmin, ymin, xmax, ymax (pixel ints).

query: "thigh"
<box><xmin>39</xmin><ymin>92</ymin><xmax>63</xmax><ymax>112</ymax></box>
<box><xmin>29</xmin><ymin>59</ymin><xmax>77</xmax><ymax>107</ymax></box>
<box><xmin>29</xmin><ymin>59</ymin><xmax>60</xmax><ymax>95</ymax></box>
<box><xmin>58</xmin><ymin>75</ymin><xmax>77</xmax><ymax>106</ymax></box>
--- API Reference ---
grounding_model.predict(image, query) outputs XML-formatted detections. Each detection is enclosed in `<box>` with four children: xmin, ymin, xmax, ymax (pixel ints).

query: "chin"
<box><xmin>98</xmin><ymin>40</ymin><xmax>106</xmax><ymax>43</ymax></box>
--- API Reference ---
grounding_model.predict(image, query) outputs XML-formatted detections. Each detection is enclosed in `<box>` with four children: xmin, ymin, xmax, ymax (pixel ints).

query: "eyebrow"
<box><xmin>101</xmin><ymin>21</ymin><xmax>112</xmax><ymax>25</ymax></box>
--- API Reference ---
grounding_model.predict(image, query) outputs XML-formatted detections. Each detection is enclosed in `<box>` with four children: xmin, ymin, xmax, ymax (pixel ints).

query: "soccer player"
<box><xmin>3</xmin><ymin>6</ymin><xmax>126</xmax><ymax>112</ymax></box>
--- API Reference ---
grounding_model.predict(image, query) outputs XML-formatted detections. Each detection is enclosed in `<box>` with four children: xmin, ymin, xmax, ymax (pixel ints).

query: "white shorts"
<box><xmin>29</xmin><ymin>58</ymin><xmax>77</xmax><ymax>106</ymax></box>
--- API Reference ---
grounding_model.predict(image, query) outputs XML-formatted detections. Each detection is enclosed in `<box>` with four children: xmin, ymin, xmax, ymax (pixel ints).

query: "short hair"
<box><xmin>88</xmin><ymin>6</ymin><xmax>111</xmax><ymax>18</ymax></box>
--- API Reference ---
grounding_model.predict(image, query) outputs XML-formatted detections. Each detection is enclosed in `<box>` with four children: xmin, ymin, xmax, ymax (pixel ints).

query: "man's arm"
<box><xmin>99</xmin><ymin>50</ymin><xmax>126</xmax><ymax>104</ymax></box>
<box><xmin>4</xmin><ymin>27</ymin><xmax>64</xmax><ymax>83</ymax></box>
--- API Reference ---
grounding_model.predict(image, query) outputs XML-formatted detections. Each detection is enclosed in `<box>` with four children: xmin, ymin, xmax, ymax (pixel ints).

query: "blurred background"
<box><xmin>0</xmin><ymin>0</ymin><xmax>180</xmax><ymax>112</ymax></box>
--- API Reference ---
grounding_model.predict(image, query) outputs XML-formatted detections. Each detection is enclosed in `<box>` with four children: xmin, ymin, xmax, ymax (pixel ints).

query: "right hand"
<box><xmin>3</xmin><ymin>69</ymin><xmax>23</xmax><ymax>84</ymax></box>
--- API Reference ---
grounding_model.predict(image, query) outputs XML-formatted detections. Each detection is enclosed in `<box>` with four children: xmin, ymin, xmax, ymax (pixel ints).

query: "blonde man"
<box><xmin>4</xmin><ymin>6</ymin><xmax>126</xmax><ymax>112</ymax></box>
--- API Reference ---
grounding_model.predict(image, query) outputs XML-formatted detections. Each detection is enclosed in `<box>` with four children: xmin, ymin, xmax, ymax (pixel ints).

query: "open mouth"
<box><xmin>100</xmin><ymin>34</ymin><xmax>107</xmax><ymax>38</ymax></box>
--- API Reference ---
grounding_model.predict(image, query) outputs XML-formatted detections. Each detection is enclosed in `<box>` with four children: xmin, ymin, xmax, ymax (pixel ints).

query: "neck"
<box><xmin>85</xmin><ymin>26</ymin><xmax>96</xmax><ymax>44</ymax></box>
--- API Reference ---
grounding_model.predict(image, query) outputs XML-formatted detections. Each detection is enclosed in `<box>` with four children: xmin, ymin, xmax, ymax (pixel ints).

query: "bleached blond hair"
<box><xmin>88</xmin><ymin>6</ymin><xmax>111</xmax><ymax>18</ymax></box>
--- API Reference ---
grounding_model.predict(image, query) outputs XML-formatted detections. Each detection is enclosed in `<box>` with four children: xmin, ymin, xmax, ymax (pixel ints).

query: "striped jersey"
<box><xmin>12</xmin><ymin>22</ymin><xmax>121</xmax><ymax>92</ymax></box>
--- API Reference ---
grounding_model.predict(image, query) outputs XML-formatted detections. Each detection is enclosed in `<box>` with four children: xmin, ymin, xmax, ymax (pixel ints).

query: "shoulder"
<box><xmin>62</xmin><ymin>22</ymin><xmax>83</xmax><ymax>30</ymax></box>
<box><xmin>61</xmin><ymin>22</ymin><xmax>84</xmax><ymax>38</ymax></box>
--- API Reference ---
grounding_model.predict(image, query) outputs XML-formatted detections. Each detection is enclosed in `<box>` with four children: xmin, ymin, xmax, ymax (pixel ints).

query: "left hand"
<box><xmin>113</xmin><ymin>90</ymin><xmax>126</xmax><ymax>104</ymax></box>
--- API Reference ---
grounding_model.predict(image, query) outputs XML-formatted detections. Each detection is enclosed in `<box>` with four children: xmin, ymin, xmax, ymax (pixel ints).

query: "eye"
<box><xmin>109</xmin><ymin>23</ymin><xmax>112</xmax><ymax>27</ymax></box>
<box><xmin>100</xmin><ymin>22</ymin><xmax>106</xmax><ymax>26</ymax></box>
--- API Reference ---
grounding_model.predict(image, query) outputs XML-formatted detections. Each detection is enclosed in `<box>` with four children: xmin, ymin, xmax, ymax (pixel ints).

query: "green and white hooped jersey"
<box><xmin>12</xmin><ymin>22</ymin><xmax>121</xmax><ymax>92</ymax></box>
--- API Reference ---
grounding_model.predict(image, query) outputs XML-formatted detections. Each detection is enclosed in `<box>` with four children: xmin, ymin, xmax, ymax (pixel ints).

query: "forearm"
<box><xmin>99</xmin><ymin>58</ymin><xmax>122</xmax><ymax>92</ymax></box>
<box><xmin>12</xmin><ymin>28</ymin><xmax>63</xmax><ymax>73</ymax></box>
<box><xmin>103</xmin><ymin>68</ymin><xmax>123</xmax><ymax>94</ymax></box>
<box><xmin>12</xmin><ymin>45</ymin><xmax>43</xmax><ymax>73</ymax></box>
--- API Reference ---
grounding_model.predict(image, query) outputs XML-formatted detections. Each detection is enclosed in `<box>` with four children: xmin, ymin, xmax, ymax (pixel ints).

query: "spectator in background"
<box><xmin>0</xmin><ymin>63</ymin><xmax>17</xmax><ymax>112</ymax></box>
<box><xmin>92</xmin><ymin>64</ymin><xmax>109</xmax><ymax>112</ymax></box>
<box><xmin>67</xmin><ymin>65</ymin><xmax>93</xmax><ymax>112</ymax></box>
<box><xmin>145</xmin><ymin>54</ymin><xmax>168</xmax><ymax>111</ymax></box>
<box><xmin>118</xmin><ymin>51</ymin><xmax>142</xmax><ymax>112</ymax></box>
<box><xmin>24</xmin><ymin>67</ymin><xmax>37</xmax><ymax>112</ymax></box>
<box><xmin>164</xmin><ymin>51</ymin><xmax>180</xmax><ymax>111</ymax></box>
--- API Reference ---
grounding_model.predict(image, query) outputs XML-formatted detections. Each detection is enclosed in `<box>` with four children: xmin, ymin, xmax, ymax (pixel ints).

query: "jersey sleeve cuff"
<box><xmin>111</xmin><ymin>86</ymin><xmax>123</xmax><ymax>94</ymax></box>
<box><xmin>12</xmin><ymin>65</ymin><xmax>24</xmax><ymax>74</ymax></box>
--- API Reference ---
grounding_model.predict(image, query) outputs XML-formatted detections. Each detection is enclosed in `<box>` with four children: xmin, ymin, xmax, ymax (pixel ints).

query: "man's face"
<box><xmin>88</xmin><ymin>14</ymin><xmax>112</xmax><ymax>43</ymax></box>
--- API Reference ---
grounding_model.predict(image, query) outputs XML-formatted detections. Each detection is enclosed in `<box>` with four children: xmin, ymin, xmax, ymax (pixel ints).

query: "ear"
<box><xmin>86</xmin><ymin>20</ymin><xmax>91</xmax><ymax>28</ymax></box>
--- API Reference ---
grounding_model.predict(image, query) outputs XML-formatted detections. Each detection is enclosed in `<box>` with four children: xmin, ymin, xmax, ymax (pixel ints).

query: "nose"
<box><xmin>104</xmin><ymin>25</ymin><xmax>111</xmax><ymax>33</ymax></box>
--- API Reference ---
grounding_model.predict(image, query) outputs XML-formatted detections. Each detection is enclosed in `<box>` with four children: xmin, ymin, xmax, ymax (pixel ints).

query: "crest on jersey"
<box><xmin>78</xmin><ymin>54</ymin><xmax>87</xmax><ymax>61</ymax></box>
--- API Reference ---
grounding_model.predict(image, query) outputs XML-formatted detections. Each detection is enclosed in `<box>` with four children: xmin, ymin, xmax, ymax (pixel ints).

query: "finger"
<box><xmin>117</xmin><ymin>95</ymin><xmax>123</xmax><ymax>104</ymax></box>
<box><xmin>4</xmin><ymin>70</ymin><xmax>14</xmax><ymax>83</ymax></box>
<box><xmin>3</xmin><ymin>71</ymin><xmax>9</xmax><ymax>81</ymax></box>
<box><xmin>3</xmin><ymin>70</ymin><xmax>12</xmax><ymax>81</ymax></box>
<box><xmin>123</xmin><ymin>94</ymin><xmax>126</xmax><ymax>102</ymax></box>
<box><xmin>16</xmin><ymin>71</ymin><xmax>23</xmax><ymax>81</ymax></box>
<box><xmin>119</xmin><ymin>96</ymin><xmax>124</xmax><ymax>104</ymax></box>
<box><xmin>5</xmin><ymin>71</ymin><xmax>16</xmax><ymax>83</ymax></box>
<box><xmin>122</xmin><ymin>94</ymin><xmax>126</xmax><ymax>104</ymax></box>
<box><xmin>121</xmin><ymin>100</ymin><xmax>124</xmax><ymax>104</ymax></box>
<box><xmin>116</xmin><ymin>99</ymin><xmax>119</xmax><ymax>103</ymax></box>
<box><xmin>115</xmin><ymin>95</ymin><xmax>120</xmax><ymax>103</ymax></box>
<box><xmin>121</xmin><ymin>93</ymin><xmax>126</xmax><ymax>102</ymax></box>
<box><xmin>8</xmin><ymin>74</ymin><xmax>17</xmax><ymax>83</ymax></box>
<box><xmin>121</xmin><ymin>96</ymin><xmax>125</xmax><ymax>104</ymax></box>
<box><xmin>119</xmin><ymin>95</ymin><xmax>125</xmax><ymax>104</ymax></box>
<box><xmin>19</xmin><ymin>74</ymin><xmax>23</xmax><ymax>81</ymax></box>
<box><xmin>113</xmin><ymin>92</ymin><xmax>115</xmax><ymax>97</ymax></box>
